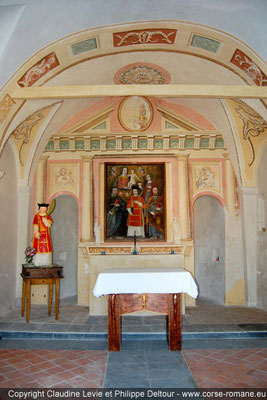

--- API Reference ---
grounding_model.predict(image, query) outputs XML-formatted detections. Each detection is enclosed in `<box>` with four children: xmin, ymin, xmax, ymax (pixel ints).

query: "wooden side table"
<box><xmin>21</xmin><ymin>265</ymin><xmax>64</xmax><ymax>323</ymax></box>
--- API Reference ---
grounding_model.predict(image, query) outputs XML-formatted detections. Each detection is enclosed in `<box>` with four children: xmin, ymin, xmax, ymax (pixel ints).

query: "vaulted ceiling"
<box><xmin>0</xmin><ymin>20</ymin><xmax>266</xmax><ymax>187</ymax></box>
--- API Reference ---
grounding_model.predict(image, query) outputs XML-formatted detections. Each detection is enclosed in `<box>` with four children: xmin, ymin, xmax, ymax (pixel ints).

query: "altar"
<box><xmin>93</xmin><ymin>267</ymin><xmax>198</xmax><ymax>351</ymax></box>
<box><xmin>88</xmin><ymin>253</ymin><xmax>188</xmax><ymax>315</ymax></box>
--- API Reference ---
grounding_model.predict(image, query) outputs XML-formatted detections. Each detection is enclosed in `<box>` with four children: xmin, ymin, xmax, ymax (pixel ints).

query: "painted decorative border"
<box><xmin>17</xmin><ymin>52</ymin><xmax>59</xmax><ymax>87</ymax></box>
<box><xmin>113</xmin><ymin>29</ymin><xmax>177</xmax><ymax>47</ymax></box>
<box><xmin>0</xmin><ymin>94</ymin><xmax>15</xmax><ymax>125</ymax></box>
<box><xmin>45</xmin><ymin>134</ymin><xmax>225</xmax><ymax>153</ymax></box>
<box><xmin>89</xmin><ymin>247</ymin><xmax>132</xmax><ymax>254</ymax></box>
<box><xmin>231</xmin><ymin>49</ymin><xmax>267</xmax><ymax>86</ymax></box>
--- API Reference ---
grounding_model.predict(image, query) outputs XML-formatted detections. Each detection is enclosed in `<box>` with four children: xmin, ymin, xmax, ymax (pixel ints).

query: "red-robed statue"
<box><xmin>32</xmin><ymin>203</ymin><xmax>53</xmax><ymax>266</ymax></box>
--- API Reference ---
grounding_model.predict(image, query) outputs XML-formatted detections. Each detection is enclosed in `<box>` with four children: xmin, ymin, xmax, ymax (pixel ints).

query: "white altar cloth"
<box><xmin>93</xmin><ymin>268</ymin><xmax>198</xmax><ymax>298</ymax></box>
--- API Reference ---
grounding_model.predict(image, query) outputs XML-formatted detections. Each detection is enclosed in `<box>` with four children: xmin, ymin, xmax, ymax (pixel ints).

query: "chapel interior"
<box><xmin>1</xmin><ymin>0</ymin><xmax>266</xmax><ymax>316</ymax></box>
<box><xmin>0</xmin><ymin>0</ymin><xmax>267</xmax><ymax>390</ymax></box>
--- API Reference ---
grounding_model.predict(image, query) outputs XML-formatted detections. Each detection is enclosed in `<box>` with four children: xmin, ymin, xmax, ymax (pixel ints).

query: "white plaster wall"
<box><xmin>224</xmin><ymin>210</ymin><xmax>245</xmax><ymax>305</ymax></box>
<box><xmin>0</xmin><ymin>0</ymin><xmax>266</xmax><ymax>88</ymax></box>
<box><xmin>0</xmin><ymin>141</ymin><xmax>18</xmax><ymax>315</ymax></box>
<box><xmin>0</xmin><ymin>4</ymin><xmax>25</xmax><ymax>60</ymax></box>
<box><xmin>257</xmin><ymin>145</ymin><xmax>267</xmax><ymax>311</ymax></box>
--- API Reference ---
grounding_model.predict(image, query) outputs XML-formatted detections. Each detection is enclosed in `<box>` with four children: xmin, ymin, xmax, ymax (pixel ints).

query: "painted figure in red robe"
<box><xmin>126</xmin><ymin>186</ymin><xmax>145</xmax><ymax>237</ymax></box>
<box><xmin>32</xmin><ymin>203</ymin><xmax>53</xmax><ymax>266</ymax></box>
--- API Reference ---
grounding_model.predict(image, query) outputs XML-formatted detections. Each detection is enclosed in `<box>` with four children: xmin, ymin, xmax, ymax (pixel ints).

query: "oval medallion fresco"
<box><xmin>118</xmin><ymin>96</ymin><xmax>153</xmax><ymax>132</ymax></box>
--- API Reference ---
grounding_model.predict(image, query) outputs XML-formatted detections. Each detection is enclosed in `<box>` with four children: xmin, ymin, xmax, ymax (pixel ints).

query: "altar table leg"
<box><xmin>21</xmin><ymin>280</ymin><xmax>26</xmax><ymax>317</ymax></box>
<box><xmin>26</xmin><ymin>281</ymin><xmax>31</xmax><ymax>324</ymax></box>
<box><xmin>48</xmin><ymin>284</ymin><xmax>53</xmax><ymax>316</ymax></box>
<box><xmin>108</xmin><ymin>294</ymin><xmax>121</xmax><ymax>351</ymax></box>
<box><xmin>168</xmin><ymin>293</ymin><xmax>181</xmax><ymax>351</ymax></box>
<box><xmin>55</xmin><ymin>279</ymin><xmax>59</xmax><ymax>320</ymax></box>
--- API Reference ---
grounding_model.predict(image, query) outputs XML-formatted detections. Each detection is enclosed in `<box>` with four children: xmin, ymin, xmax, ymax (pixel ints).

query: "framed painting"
<box><xmin>105</xmin><ymin>162</ymin><xmax>166</xmax><ymax>241</ymax></box>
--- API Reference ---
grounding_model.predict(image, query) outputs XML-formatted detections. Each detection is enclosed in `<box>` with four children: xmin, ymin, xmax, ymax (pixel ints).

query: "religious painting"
<box><xmin>105</xmin><ymin>163</ymin><xmax>165</xmax><ymax>241</ymax></box>
<box><xmin>118</xmin><ymin>96</ymin><xmax>153</xmax><ymax>132</ymax></box>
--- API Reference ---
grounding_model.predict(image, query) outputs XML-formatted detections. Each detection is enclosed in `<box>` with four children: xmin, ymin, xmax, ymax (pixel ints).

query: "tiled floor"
<box><xmin>0</xmin><ymin>297</ymin><xmax>267</xmax><ymax>390</ymax></box>
<box><xmin>0</xmin><ymin>349</ymin><xmax>107</xmax><ymax>388</ymax></box>
<box><xmin>183</xmin><ymin>348</ymin><xmax>267</xmax><ymax>388</ymax></box>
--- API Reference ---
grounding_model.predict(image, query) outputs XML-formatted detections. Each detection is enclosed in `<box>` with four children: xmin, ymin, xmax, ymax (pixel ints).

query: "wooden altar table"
<box><xmin>93</xmin><ymin>268</ymin><xmax>198</xmax><ymax>351</ymax></box>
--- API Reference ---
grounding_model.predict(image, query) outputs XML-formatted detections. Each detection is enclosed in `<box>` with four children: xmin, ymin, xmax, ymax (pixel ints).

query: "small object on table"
<box><xmin>21</xmin><ymin>264</ymin><xmax>64</xmax><ymax>323</ymax></box>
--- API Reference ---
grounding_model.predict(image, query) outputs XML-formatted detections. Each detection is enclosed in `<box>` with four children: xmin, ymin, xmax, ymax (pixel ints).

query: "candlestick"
<box><xmin>133</xmin><ymin>231</ymin><xmax>137</xmax><ymax>255</ymax></box>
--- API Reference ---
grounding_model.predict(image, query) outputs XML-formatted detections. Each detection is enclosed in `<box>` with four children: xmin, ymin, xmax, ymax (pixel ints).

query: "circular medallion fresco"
<box><xmin>113</xmin><ymin>62</ymin><xmax>171</xmax><ymax>85</ymax></box>
<box><xmin>118</xmin><ymin>96</ymin><xmax>153</xmax><ymax>132</ymax></box>
<box><xmin>120</xmin><ymin>66</ymin><xmax>164</xmax><ymax>84</ymax></box>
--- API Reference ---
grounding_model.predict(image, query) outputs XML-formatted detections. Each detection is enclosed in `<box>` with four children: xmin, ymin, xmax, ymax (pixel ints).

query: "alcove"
<box><xmin>194</xmin><ymin>195</ymin><xmax>225</xmax><ymax>304</ymax></box>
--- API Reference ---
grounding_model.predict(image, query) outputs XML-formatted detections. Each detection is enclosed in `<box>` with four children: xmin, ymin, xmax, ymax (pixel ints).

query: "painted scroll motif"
<box><xmin>18</xmin><ymin>52</ymin><xmax>59</xmax><ymax>87</ymax></box>
<box><xmin>113</xmin><ymin>29</ymin><xmax>176</xmax><ymax>47</ymax></box>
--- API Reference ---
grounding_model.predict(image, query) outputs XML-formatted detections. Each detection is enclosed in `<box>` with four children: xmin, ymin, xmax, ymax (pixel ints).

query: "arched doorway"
<box><xmin>51</xmin><ymin>195</ymin><xmax>78</xmax><ymax>300</ymax></box>
<box><xmin>194</xmin><ymin>195</ymin><xmax>225</xmax><ymax>304</ymax></box>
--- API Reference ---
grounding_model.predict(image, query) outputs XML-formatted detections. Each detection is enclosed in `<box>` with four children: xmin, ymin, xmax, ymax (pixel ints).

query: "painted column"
<box><xmin>240</xmin><ymin>187</ymin><xmax>258</xmax><ymax>307</ymax></box>
<box><xmin>81</xmin><ymin>156</ymin><xmax>93</xmax><ymax>242</ymax></box>
<box><xmin>177</xmin><ymin>155</ymin><xmax>191</xmax><ymax>240</ymax></box>
<box><xmin>224</xmin><ymin>154</ymin><xmax>237</xmax><ymax>216</ymax></box>
<box><xmin>34</xmin><ymin>156</ymin><xmax>48</xmax><ymax>214</ymax></box>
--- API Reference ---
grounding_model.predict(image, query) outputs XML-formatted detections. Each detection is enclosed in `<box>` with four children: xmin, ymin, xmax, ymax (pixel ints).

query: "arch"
<box><xmin>0</xmin><ymin>19</ymin><xmax>266</xmax><ymax>157</ymax></box>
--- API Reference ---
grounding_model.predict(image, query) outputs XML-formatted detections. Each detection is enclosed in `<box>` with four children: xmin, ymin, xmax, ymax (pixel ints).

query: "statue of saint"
<box><xmin>32</xmin><ymin>203</ymin><xmax>53</xmax><ymax>266</ymax></box>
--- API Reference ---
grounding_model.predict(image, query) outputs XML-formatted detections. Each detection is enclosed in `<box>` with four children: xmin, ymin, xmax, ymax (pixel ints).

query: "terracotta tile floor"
<box><xmin>183</xmin><ymin>348</ymin><xmax>267</xmax><ymax>388</ymax></box>
<box><xmin>0</xmin><ymin>298</ymin><xmax>266</xmax><ymax>390</ymax></box>
<box><xmin>0</xmin><ymin>349</ymin><xmax>108</xmax><ymax>388</ymax></box>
